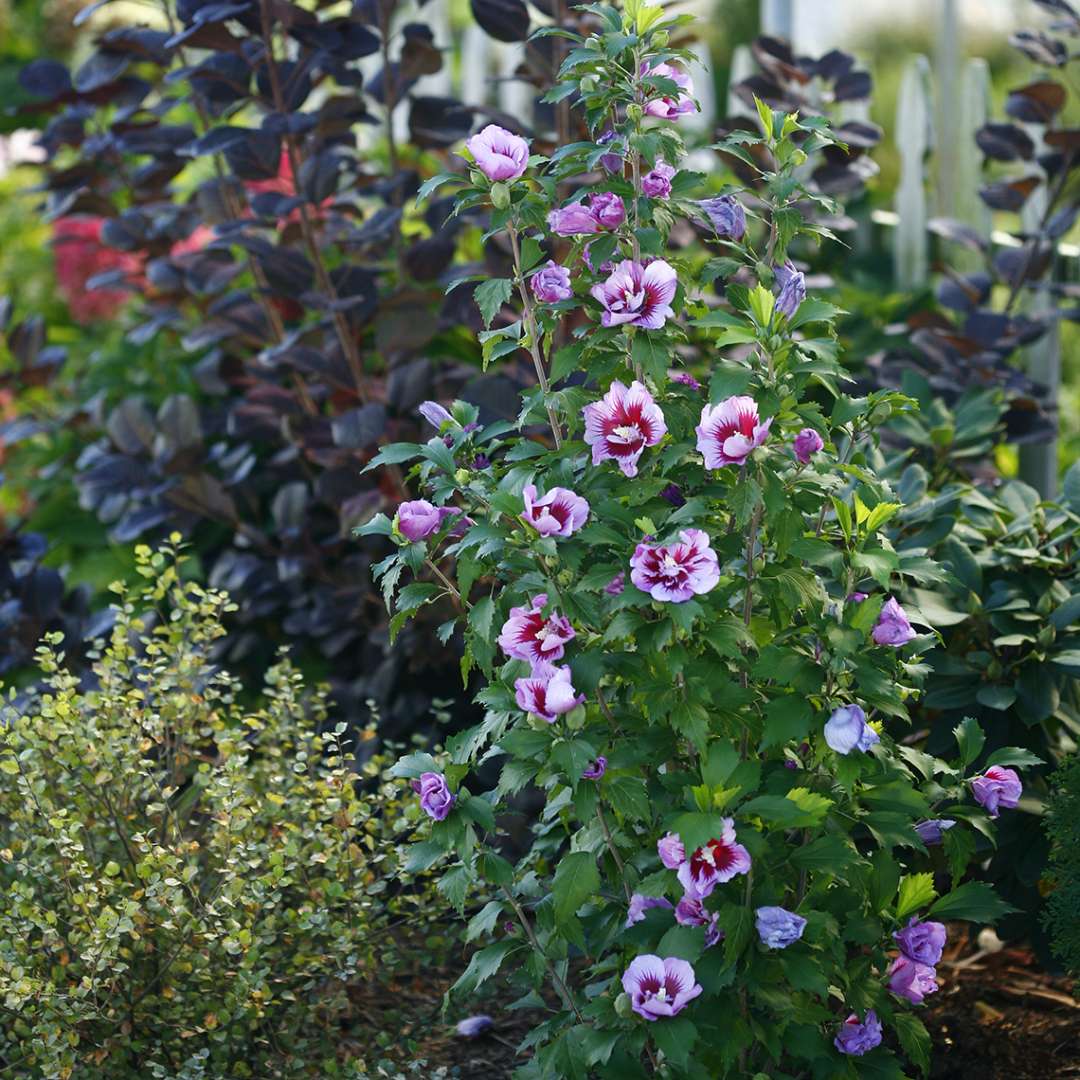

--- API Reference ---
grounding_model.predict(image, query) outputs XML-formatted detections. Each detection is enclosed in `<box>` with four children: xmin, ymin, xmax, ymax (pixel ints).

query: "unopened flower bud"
<box><xmin>454</xmin><ymin>468</ymin><xmax>470</xmax><ymax>484</ymax></box>
<box><xmin>490</xmin><ymin>182</ymin><xmax>511</xmax><ymax>209</ymax></box>
<box><xmin>652</xmin><ymin>30</ymin><xmax>669</xmax><ymax>47</ymax></box>
<box><xmin>627</xmin><ymin>103</ymin><xmax>644</xmax><ymax>124</ymax></box>
<box><xmin>614</xmin><ymin>992</ymin><xmax>633</xmax><ymax>1018</ymax></box>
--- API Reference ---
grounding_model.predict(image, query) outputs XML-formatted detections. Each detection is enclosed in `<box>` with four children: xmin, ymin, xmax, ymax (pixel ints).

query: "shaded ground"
<box><xmin>347</xmin><ymin>936</ymin><xmax>1079</xmax><ymax>1078</ymax></box>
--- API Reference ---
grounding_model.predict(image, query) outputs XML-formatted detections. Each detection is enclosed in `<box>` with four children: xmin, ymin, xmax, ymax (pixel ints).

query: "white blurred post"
<box><xmin>726</xmin><ymin>44</ymin><xmax>755</xmax><ymax>119</ymax></box>
<box><xmin>496</xmin><ymin>43</ymin><xmax>533</xmax><ymax>127</ymax></box>
<box><xmin>461</xmin><ymin>24</ymin><xmax>492</xmax><ymax>107</ymax></box>
<box><xmin>761</xmin><ymin>0</ymin><xmax>795</xmax><ymax>43</ymax></box>
<box><xmin>894</xmin><ymin>55</ymin><xmax>933</xmax><ymax>290</ymax></box>
<box><xmin>934</xmin><ymin>0</ymin><xmax>961</xmax><ymax>218</ymax></box>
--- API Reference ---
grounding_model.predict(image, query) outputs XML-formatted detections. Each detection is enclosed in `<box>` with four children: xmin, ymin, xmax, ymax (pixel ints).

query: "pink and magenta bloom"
<box><xmin>824</xmin><ymin>704</ymin><xmax>879</xmax><ymax>755</ymax></box>
<box><xmin>872</xmin><ymin>597</ymin><xmax>917</xmax><ymax>646</ymax></box>
<box><xmin>582</xmin><ymin>379</ymin><xmax>667</xmax><ymax>477</ymax></box>
<box><xmin>894</xmin><ymin>918</ymin><xmax>947</xmax><ymax>966</ymax></box>
<box><xmin>696</xmin><ymin>396</ymin><xmax>772</xmax><ymax>469</ymax></box>
<box><xmin>589</xmin><ymin>192</ymin><xmax>626</xmax><ymax>229</ymax></box>
<box><xmin>675</xmin><ymin>895</ymin><xmax>723</xmax><ymax>947</ymax></box>
<box><xmin>591</xmin><ymin>259</ymin><xmax>677</xmax><ymax>330</ymax></box>
<box><xmin>755</xmin><ymin>906</ymin><xmax>807</xmax><ymax>949</ymax></box>
<box><xmin>465</xmin><ymin>124</ymin><xmax>529</xmax><ymax>182</ymax></box>
<box><xmin>521</xmin><ymin>484</ymin><xmax>589</xmax><ymax>538</ymax></box>
<box><xmin>625</xmin><ymin>893</ymin><xmax>674</xmax><ymax>927</ymax></box>
<box><xmin>888</xmin><ymin>955</ymin><xmax>939</xmax><ymax>1004</ymax></box>
<box><xmin>774</xmin><ymin>260</ymin><xmax>806</xmax><ymax>319</ymax></box>
<box><xmin>699</xmin><ymin>195</ymin><xmax>746</xmax><ymax>240</ymax></box>
<box><xmin>497</xmin><ymin>594</ymin><xmax>575</xmax><ymax>669</ymax></box>
<box><xmin>972</xmin><ymin>766</ymin><xmax>1022</xmax><ymax>818</ymax></box>
<box><xmin>677</xmin><ymin>821</ymin><xmax>751</xmax><ymax>899</ymax></box>
<box><xmin>630</xmin><ymin>529</ymin><xmax>720</xmax><ymax>604</ymax></box>
<box><xmin>835</xmin><ymin>1010</ymin><xmax>883</xmax><ymax>1056</ymax></box>
<box><xmin>514</xmin><ymin>665</ymin><xmax>584</xmax><ymax>723</ymax></box>
<box><xmin>641</xmin><ymin>62</ymin><xmax>697</xmax><ymax>119</ymax></box>
<box><xmin>642</xmin><ymin>162</ymin><xmax>676</xmax><ymax>199</ymax></box>
<box><xmin>412</xmin><ymin>772</ymin><xmax>455</xmax><ymax>821</ymax></box>
<box><xmin>657</xmin><ymin>831</ymin><xmax>685</xmax><ymax>870</ymax></box>
<box><xmin>530</xmin><ymin>261</ymin><xmax>573</xmax><ymax>303</ymax></box>
<box><xmin>396</xmin><ymin>500</ymin><xmax>460</xmax><ymax>542</ymax></box>
<box><xmin>794</xmin><ymin>427</ymin><xmax>825</xmax><ymax>464</ymax></box>
<box><xmin>621</xmin><ymin>955</ymin><xmax>702</xmax><ymax>1021</ymax></box>
<box><xmin>582</xmin><ymin>755</ymin><xmax>607</xmax><ymax>780</ymax></box>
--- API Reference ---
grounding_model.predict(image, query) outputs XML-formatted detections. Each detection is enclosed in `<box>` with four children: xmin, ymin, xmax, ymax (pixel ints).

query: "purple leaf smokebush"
<box><xmin>621</xmin><ymin>955</ymin><xmax>702</xmax><ymax>1020</ymax></box>
<box><xmin>466</xmin><ymin>124</ymin><xmax>529</xmax><ymax>181</ymax></box>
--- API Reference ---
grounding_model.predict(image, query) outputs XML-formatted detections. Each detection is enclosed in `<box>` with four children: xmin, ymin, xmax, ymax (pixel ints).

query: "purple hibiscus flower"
<box><xmin>412</xmin><ymin>771</ymin><xmax>455</xmax><ymax>821</ymax></box>
<box><xmin>597</xmin><ymin>128</ymin><xmax>623</xmax><ymax>173</ymax></box>
<box><xmin>641</xmin><ymin>62</ymin><xmax>697</xmax><ymax>119</ymax></box>
<box><xmin>824</xmin><ymin>704</ymin><xmax>880</xmax><ymax>755</ymax></box>
<box><xmin>642</xmin><ymin>162</ymin><xmax>676</xmax><ymax>199</ymax></box>
<box><xmin>548</xmin><ymin>202</ymin><xmax>603</xmax><ymax>236</ymax></box>
<box><xmin>872</xmin><ymin>596</ymin><xmax>917</xmax><ymax>646</ymax></box>
<box><xmin>605</xmin><ymin>571</ymin><xmax>626</xmax><ymax>596</ymax></box>
<box><xmin>582</xmin><ymin>379</ymin><xmax>667</xmax><ymax>477</ymax></box>
<box><xmin>530</xmin><ymin>260</ymin><xmax>573</xmax><ymax>303</ymax></box>
<box><xmin>497</xmin><ymin>594</ymin><xmax>575</xmax><ymax>668</ymax></box>
<box><xmin>521</xmin><ymin>483</ymin><xmax>589</xmax><ymax>538</ymax></box>
<box><xmin>418</xmin><ymin>401</ymin><xmax>454</xmax><ymax>429</ymax></box>
<box><xmin>888</xmin><ymin>955</ymin><xmax>939</xmax><ymax>1004</ymax></box>
<box><xmin>835</xmin><ymin>1010</ymin><xmax>883</xmax><ymax>1056</ymax></box>
<box><xmin>674</xmin><ymin>895</ymin><xmax>723</xmax><ymax>947</ymax></box>
<box><xmin>657</xmin><ymin>831</ymin><xmax>685</xmax><ymax>870</ymax></box>
<box><xmin>589</xmin><ymin>192</ymin><xmax>625</xmax><ymax>229</ymax></box>
<box><xmin>629</xmin><ymin>529</ymin><xmax>720</xmax><ymax>604</ymax></box>
<box><xmin>625</xmin><ymin>893</ymin><xmax>674</xmax><ymax>928</ymax></box>
<box><xmin>699</xmin><ymin>194</ymin><xmax>746</xmax><ymax>240</ymax></box>
<box><xmin>455</xmin><ymin>1015</ymin><xmax>493</xmax><ymax>1038</ymax></box>
<box><xmin>466</xmin><ymin>124</ymin><xmax>529</xmax><ymax>182</ymax></box>
<box><xmin>972</xmin><ymin>766</ymin><xmax>1022</xmax><ymax>818</ymax></box>
<box><xmin>794</xmin><ymin>427</ymin><xmax>824</xmax><ymax>464</ymax></box>
<box><xmin>755</xmin><ymin>906</ymin><xmax>807</xmax><ymax>950</ymax></box>
<box><xmin>914</xmin><ymin>819</ymin><xmax>956</xmax><ymax>845</ymax></box>
<box><xmin>582</xmin><ymin>755</ymin><xmax>607</xmax><ymax>780</ymax></box>
<box><xmin>696</xmin><ymin>395</ymin><xmax>772</xmax><ymax>469</ymax></box>
<box><xmin>621</xmin><ymin>955</ymin><xmax>702</xmax><ymax>1021</ymax></box>
<box><xmin>591</xmin><ymin>259</ymin><xmax>677</xmax><ymax>330</ymax></box>
<box><xmin>894</xmin><ymin>918</ymin><xmax>947</xmax><ymax>967</ymax></box>
<box><xmin>677</xmin><ymin>820</ymin><xmax>751</xmax><ymax>899</ymax></box>
<box><xmin>395</xmin><ymin>499</ymin><xmax>460</xmax><ymax>542</ymax></box>
<box><xmin>774</xmin><ymin>260</ymin><xmax>806</xmax><ymax>319</ymax></box>
<box><xmin>514</xmin><ymin>664</ymin><xmax>584</xmax><ymax>723</ymax></box>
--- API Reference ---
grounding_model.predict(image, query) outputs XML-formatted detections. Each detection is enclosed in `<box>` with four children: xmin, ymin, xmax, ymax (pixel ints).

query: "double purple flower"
<box><xmin>582</xmin><ymin>379</ymin><xmax>667</xmax><ymax>478</ymax></box>
<box><xmin>972</xmin><ymin>766</ymin><xmax>1022</xmax><ymax>818</ymax></box>
<box><xmin>699</xmin><ymin>195</ymin><xmax>746</xmax><ymax>241</ymax></box>
<box><xmin>629</xmin><ymin>529</ymin><xmax>720</xmax><ymax>604</ymax></box>
<box><xmin>466</xmin><ymin>124</ymin><xmax>529</xmax><ymax>182</ymax></box>
<box><xmin>793</xmin><ymin>427</ymin><xmax>824</xmax><ymax>464</ymax></box>
<box><xmin>412</xmin><ymin>772</ymin><xmax>455</xmax><ymax>821</ymax></box>
<box><xmin>514</xmin><ymin>664</ymin><xmax>584</xmax><ymax>723</ymax></box>
<box><xmin>835</xmin><ymin>1010</ymin><xmax>882</xmax><ymax>1056</ymax></box>
<box><xmin>591</xmin><ymin>259</ymin><xmax>677</xmax><ymax>330</ymax></box>
<box><xmin>755</xmin><ymin>906</ymin><xmax>807</xmax><ymax>949</ymax></box>
<box><xmin>873</xmin><ymin>597</ymin><xmax>917</xmax><ymax>646</ymax></box>
<box><xmin>395</xmin><ymin>499</ymin><xmax>461</xmax><ymax>542</ymax></box>
<box><xmin>530</xmin><ymin>261</ymin><xmax>573</xmax><ymax>304</ymax></box>
<box><xmin>642</xmin><ymin>162</ymin><xmax>676</xmax><ymax>199</ymax></box>
<box><xmin>548</xmin><ymin>193</ymin><xmax>626</xmax><ymax>236</ymax></box>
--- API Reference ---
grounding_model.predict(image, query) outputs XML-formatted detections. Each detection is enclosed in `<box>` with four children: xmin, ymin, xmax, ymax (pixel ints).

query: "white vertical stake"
<box><xmin>894</xmin><ymin>55</ymin><xmax>933</xmax><ymax>290</ymax></box>
<box><xmin>957</xmin><ymin>58</ymin><xmax>992</xmax><ymax>246</ymax></box>
<box><xmin>496</xmin><ymin>43</ymin><xmax>533</xmax><ymax>127</ymax></box>
<box><xmin>726</xmin><ymin>44</ymin><xmax>755</xmax><ymax>120</ymax></box>
<box><xmin>423</xmin><ymin>0</ymin><xmax>453</xmax><ymax>98</ymax></box>
<box><xmin>461</xmin><ymin>24</ymin><xmax>491</xmax><ymax>107</ymax></box>
<box><xmin>934</xmin><ymin>0</ymin><xmax>961</xmax><ymax>219</ymax></box>
<box><xmin>761</xmin><ymin>0</ymin><xmax>795</xmax><ymax>43</ymax></box>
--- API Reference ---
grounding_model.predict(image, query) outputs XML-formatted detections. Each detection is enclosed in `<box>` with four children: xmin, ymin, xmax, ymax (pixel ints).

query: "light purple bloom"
<box><xmin>642</xmin><ymin>162</ymin><xmax>676</xmax><ymax>199</ymax></box>
<box><xmin>755</xmin><ymin>906</ymin><xmax>807</xmax><ymax>950</ymax></box>
<box><xmin>582</xmin><ymin>755</ymin><xmax>607</xmax><ymax>780</ymax></box>
<box><xmin>824</xmin><ymin>704</ymin><xmax>879</xmax><ymax>755</ymax></box>
<box><xmin>972</xmin><ymin>766</ymin><xmax>1023</xmax><ymax>818</ymax></box>
<box><xmin>672</xmin><ymin>371</ymin><xmax>701</xmax><ymax>390</ymax></box>
<box><xmin>894</xmin><ymin>918</ymin><xmax>947</xmax><ymax>967</ymax></box>
<box><xmin>630</xmin><ymin>529</ymin><xmax>720</xmax><ymax>604</ymax></box>
<box><xmin>396</xmin><ymin>499</ymin><xmax>460</xmax><ymax>542</ymax></box>
<box><xmin>589</xmin><ymin>192</ymin><xmax>625</xmax><ymax>229</ymax></box>
<box><xmin>657</xmin><ymin>831</ymin><xmax>685</xmax><ymax>870</ymax></box>
<box><xmin>641</xmin><ymin>62</ymin><xmax>697</xmax><ymax>119</ymax></box>
<box><xmin>597</xmin><ymin>129</ymin><xmax>623</xmax><ymax>173</ymax></box>
<box><xmin>548</xmin><ymin>203</ymin><xmax>603</xmax><ymax>236</ymax></box>
<box><xmin>591</xmin><ymin>259</ymin><xmax>677</xmax><ymax>330</ymax></box>
<box><xmin>582</xmin><ymin>379</ymin><xmax>667</xmax><ymax>477</ymax></box>
<box><xmin>872</xmin><ymin>597</ymin><xmax>917</xmax><ymax>646</ymax></box>
<box><xmin>696</xmin><ymin>396</ymin><xmax>771</xmax><ymax>469</ymax></box>
<box><xmin>835</xmin><ymin>1010</ymin><xmax>883</xmax><ymax>1056</ymax></box>
<box><xmin>914</xmin><ymin>819</ymin><xmax>956</xmax><ymax>845</ymax></box>
<box><xmin>674</xmin><ymin>895</ymin><xmax>723</xmax><ymax>947</ymax></box>
<box><xmin>497</xmin><ymin>593</ymin><xmax>575</xmax><ymax>668</ymax></box>
<box><xmin>848</xmin><ymin>591</ymin><xmax>869</xmax><ymax>604</ymax></box>
<box><xmin>699</xmin><ymin>195</ymin><xmax>746</xmax><ymax>240</ymax></box>
<box><xmin>514</xmin><ymin>664</ymin><xmax>584</xmax><ymax>723</ymax></box>
<box><xmin>794</xmin><ymin>427</ymin><xmax>824</xmax><ymax>464</ymax></box>
<box><xmin>774</xmin><ymin>260</ymin><xmax>806</xmax><ymax>319</ymax></box>
<box><xmin>521</xmin><ymin>483</ymin><xmax>589</xmax><ymax>538</ymax></box>
<box><xmin>412</xmin><ymin>771</ymin><xmax>455</xmax><ymax>821</ymax></box>
<box><xmin>621</xmin><ymin>955</ymin><xmax>702</xmax><ymax>1021</ymax></box>
<box><xmin>466</xmin><ymin>124</ymin><xmax>529</xmax><ymax>182</ymax></box>
<box><xmin>604</xmin><ymin>571</ymin><xmax>626</xmax><ymax>596</ymax></box>
<box><xmin>419</xmin><ymin>401</ymin><xmax>454</xmax><ymax>429</ymax></box>
<box><xmin>625</xmin><ymin>893</ymin><xmax>674</xmax><ymax>927</ymax></box>
<box><xmin>677</xmin><ymin>821</ymin><xmax>752</xmax><ymax>899</ymax></box>
<box><xmin>888</xmin><ymin>955</ymin><xmax>939</xmax><ymax>1004</ymax></box>
<box><xmin>455</xmin><ymin>1015</ymin><xmax>493</xmax><ymax>1038</ymax></box>
<box><xmin>530</xmin><ymin>261</ymin><xmax>573</xmax><ymax>304</ymax></box>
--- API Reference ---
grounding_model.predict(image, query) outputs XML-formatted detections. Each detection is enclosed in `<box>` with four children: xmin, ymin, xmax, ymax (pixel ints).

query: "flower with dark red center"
<box><xmin>625</xmin><ymin>893</ymin><xmax>674</xmax><ymax>927</ymax></box>
<box><xmin>676</xmin><ymin>819</ymin><xmax>751</xmax><ymax>898</ymax></box>
<box><xmin>582</xmin><ymin>379</ymin><xmax>667</xmax><ymax>477</ymax></box>
<box><xmin>630</xmin><ymin>529</ymin><xmax>720</xmax><ymax>604</ymax></box>
<box><xmin>590</xmin><ymin>259</ymin><xmax>677</xmax><ymax>330</ymax></box>
<box><xmin>521</xmin><ymin>484</ymin><xmax>589</xmax><ymax>538</ymax></box>
<box><xmin>497</xmin><ymin>593</ymin><xmax>575</xmax><ymax>669</ymax></box>
<box><xmin>514</xmin><ymin>664</ymin><xmax>584</xmax><ymax>723</ymax></box>
<box><xmin>621</xmin><ymin>955</ymin><xmax>702</xmax><ymax>1021</ymax></box>
<box><xmin>696</xmin><ymin>395</ymin><xmax>771</xmax><ymax>469</ymax></box>
<box><xmin>582</xmin><ymin>755</ymin><xmax>607</xmax><ymax>780</ymax></box>
<box><xmin>972</xmin><ymin>766</ymin><xmax>1022</xmax><ymax>818</ymax></box>
<box><xmin>674</xmin><ymin>895</ymin><xmax>723</xmax><ymax>947</ymax></box>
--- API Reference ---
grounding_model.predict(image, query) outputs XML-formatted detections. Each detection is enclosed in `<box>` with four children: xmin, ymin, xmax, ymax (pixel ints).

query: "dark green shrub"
<box><xmin>1045</xmin><ymin>752</ymin><xmax>1080</xmax><ymax>978</ymax></box>
<box><xmin>0</xmin><ymin>541</ymin><xmax>432</xmax><ymax>1078</ymax></box>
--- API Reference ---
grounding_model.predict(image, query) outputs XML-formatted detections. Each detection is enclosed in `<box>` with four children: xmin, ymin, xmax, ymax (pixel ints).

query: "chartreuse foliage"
<box><xmin>365</xmin><ymin>2</ymin><xmax>1031</xmax><ymax>1076</ymax></box>
<box><xmin>0</xmin><ymin>541</ymin><xmax>436</xmax><ymax>1079</ymax></box>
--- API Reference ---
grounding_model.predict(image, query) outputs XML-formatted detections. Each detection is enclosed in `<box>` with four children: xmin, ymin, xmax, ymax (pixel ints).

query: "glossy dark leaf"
<box><xmin>979</xmin><ymin>175</ymin><xmax>1041</xmax><ymax>212</ymax></box>
<box><xmin>19</xmin><ymin>59</ymin><xmax>72</xmax><ymax>99</ymax></box>
<box><xmin>1009</xmin><ymin>30</ymin><xmax>1068</xmax><ymax>67</ymax></box>
<box><xmin>975</xmin><ymin>123</ymin><xmax>1035</xmax><ymax>162</ymax></box>
<box><xmin>223</xmin><ymin>130</ymin><xmax>282</xmax><ymax>179</ymax></box>
<box><xmin>409</xmin><ymin>96</ymin><xmax>475</xmax><ymax>149</ymax></box>
<box><xmin>928</xmin><ymin>217</ymin><xmax>988</xmax><ymax>252</ymax></box>
<box><xmin>1005</xmin><ymin>80</ymin><xmax>1067</xmax><ymax>124</ymax></box>
<box><xmin>470</xmin><ymin>0</ymin><xmax>530</xmax><ymax>42</ymax></box>
<box><xmin>72</xmin><ymin>50</ymin><xmax>131</xmax><ymax>94</ymax></box>
<box><xmin>7</xmin><ymin>317</ymin><xmax>46</xmax><ymax>367</ymax></box>
<box><xmin>331</xmin><ymin>404</ymin><xmax>387</xmax><ymax>449</ymax></box>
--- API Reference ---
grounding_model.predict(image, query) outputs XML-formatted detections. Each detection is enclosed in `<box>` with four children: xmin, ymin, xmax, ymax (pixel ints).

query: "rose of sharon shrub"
<box><xmin>363</xmin><ymin>3</ymin><xmax>1037</xmax><ymax>1075</ymax></box>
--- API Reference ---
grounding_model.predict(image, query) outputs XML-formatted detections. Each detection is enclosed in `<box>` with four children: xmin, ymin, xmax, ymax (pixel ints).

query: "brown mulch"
<box><xmin>344</xmin><ymin>938</ymin><xmax>1079</xmax><ymax>1078</ymax></box>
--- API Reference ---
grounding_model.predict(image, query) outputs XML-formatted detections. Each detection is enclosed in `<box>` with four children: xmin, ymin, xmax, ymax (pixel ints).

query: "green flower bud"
<box><xmin>490</xmin><ymin>182</ymin><xmax>511</xmax><ymax>209</ymax></box>
<box><xmin>614</xmin><ymin>992</ymin><xmax>633</xmax><ymax>1018</ymax></box>
<box><xmin>627</xmin><ymin>103</ymin><xmax>644</xmax><ymax>124</ymax></box>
